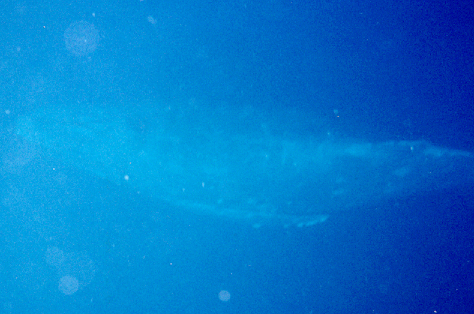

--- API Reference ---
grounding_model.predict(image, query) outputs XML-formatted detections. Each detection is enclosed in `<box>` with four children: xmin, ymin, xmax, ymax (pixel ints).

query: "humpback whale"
<box><xmin>13</xmin><ymin>105</ymin><xmax>474</xmax><ymax>228</ymax></box>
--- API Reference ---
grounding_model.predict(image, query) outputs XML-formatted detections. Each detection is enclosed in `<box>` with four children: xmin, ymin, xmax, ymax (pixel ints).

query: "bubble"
<box><xmin>45</xmin><ymin>247</ymin><xmax>96</xmax><ymax>294</ymax></box>
<box><xmin>218</xmin><ymin>290</ymin><xmax>231</xmax><ymax>302</ymax></box>
<box><xmin>45</xmin><ymin>246</ymin><xmax>65</xmax><ymax>268</ymax></box>
<box><xmin>57</xmin><ymin>251</ymin><xmax>96</xmax><ymax>287</ymax></box>
<box><xmin>64</xmin><ymin>20</ymin><xmax>100</xmax><ymax>57</ymax></box>
<box><xmin>58</xmin><ymin>275</ymin><xmax>79</xmax><ymax>295</ymax></box>
<box><xmin>2</xmin><ymin>137</ymin><xmax>38</xmax><ymax>174</ymax></box>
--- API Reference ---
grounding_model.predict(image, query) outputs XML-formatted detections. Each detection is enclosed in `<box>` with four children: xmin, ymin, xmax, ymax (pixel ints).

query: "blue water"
<box><xmin>1</xmin><ymin>0</ymin><xmax>473</xmax><ymax>313</ymax></box>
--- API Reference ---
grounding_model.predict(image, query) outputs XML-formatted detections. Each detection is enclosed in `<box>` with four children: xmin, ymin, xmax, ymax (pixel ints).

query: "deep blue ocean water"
<box><xmin>1</xmin><ymin>0</ymin><xmax>473</xmax><ymax>313</ymax></box>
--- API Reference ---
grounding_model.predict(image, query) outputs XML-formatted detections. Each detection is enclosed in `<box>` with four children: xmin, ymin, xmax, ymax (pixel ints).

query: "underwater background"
<box><xmin>0</xmin><ymin>0</ymin><xmax>473</xmax><ymax>313</ymax></box>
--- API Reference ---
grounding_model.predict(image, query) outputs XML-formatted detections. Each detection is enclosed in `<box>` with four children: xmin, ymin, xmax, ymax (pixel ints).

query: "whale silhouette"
<box><xmin>14</xmin><ymin>105</ymin><xmax>474</xmax><ymax>228</ymax></box>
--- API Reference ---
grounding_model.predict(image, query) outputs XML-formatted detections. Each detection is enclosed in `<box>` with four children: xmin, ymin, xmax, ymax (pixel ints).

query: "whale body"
<box><xmin>13</xmin><ymin>106</ymin><xmax>474</xmax><ymax>227</ymax></box>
